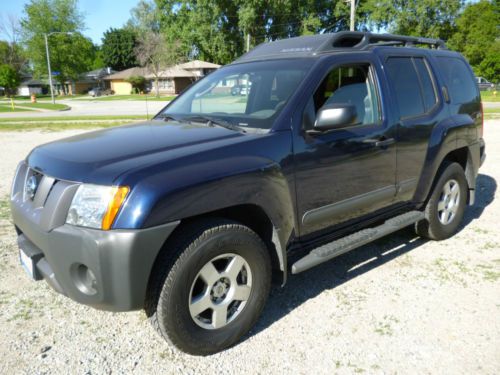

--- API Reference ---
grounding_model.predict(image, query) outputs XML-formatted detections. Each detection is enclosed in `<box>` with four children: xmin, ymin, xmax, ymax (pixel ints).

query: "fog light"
<box><xmin>71</xmin><ymin>264</ymin><xmax>98</xmax><ymax>295</ymax></box>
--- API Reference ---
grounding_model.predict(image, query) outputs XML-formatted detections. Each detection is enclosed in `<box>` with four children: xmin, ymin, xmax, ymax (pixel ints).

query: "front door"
<box><xmin>293</xmin><ymin>56</ymin><xmax>397</xmax><ymax>236</ymax></box>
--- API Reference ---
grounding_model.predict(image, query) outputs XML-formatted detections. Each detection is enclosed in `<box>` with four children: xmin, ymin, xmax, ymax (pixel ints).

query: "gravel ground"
<box><xmin>0</xmin><ymin>122</ymin><xmax>499</xmax><ymax>374</ymax></box>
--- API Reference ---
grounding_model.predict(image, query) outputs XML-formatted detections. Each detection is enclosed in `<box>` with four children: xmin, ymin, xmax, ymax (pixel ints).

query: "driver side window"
<box><xmin>304</xmin><ymin>64</ymin><xmax>381</xmax><ymax>130</ymax></box>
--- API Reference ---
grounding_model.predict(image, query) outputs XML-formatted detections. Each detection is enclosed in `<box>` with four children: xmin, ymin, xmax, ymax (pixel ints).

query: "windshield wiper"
<box><xmin>184</xmin><ymin>115</ymin><xmax>246</xmax><ymax>133</ymax></box>
<box><xmin>155</xmin><ymin>114</ymin><xmax>183</xmax><ymax>122</ymax></box>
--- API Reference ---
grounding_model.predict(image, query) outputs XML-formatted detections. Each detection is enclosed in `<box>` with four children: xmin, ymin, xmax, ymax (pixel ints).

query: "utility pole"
<box><xmin>43</xmin><ymin>31</ymin><xmax>73</xmax><ymax>104</ymax></box>
<box><xmin>246</xmin><ymin>33</ymin><xmax>250</xmax><ymax>52</ymax></box>
<box><xmin>350</xmin><ymin>0</ymin><xmax>356</xmax><ymax>31</ymax></box>
<box><xmin>44</xmin><ymin>33</ymin><xmax>55</xmax><ymax>104</ymax></box>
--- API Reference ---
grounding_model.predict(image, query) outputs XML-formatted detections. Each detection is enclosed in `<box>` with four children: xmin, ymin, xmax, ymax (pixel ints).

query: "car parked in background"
<box><xmin>475</xmin><ymin>77</ymin><xmax>495</xmax><ymax>91</ymax></box>
<box><xmin>88</xmin><ymin>87</ymin><xmax>114</xmax><ymax>97</ymax></box>
<box><xmin>231</xmin><ymin>83</ymin><xmax>251</xmax><ymax>96</ymax></box>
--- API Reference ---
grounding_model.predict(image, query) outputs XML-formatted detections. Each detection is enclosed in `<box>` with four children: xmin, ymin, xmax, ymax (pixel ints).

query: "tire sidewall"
<box><xmin>426</xmin><ymin>163</ymin><xmax>467</xmax><ymax>239</ymax></box>
<box><xmin>158</xmin><ymin>226</ymin><xmax>271</xmax><ymax>354</ymax></box>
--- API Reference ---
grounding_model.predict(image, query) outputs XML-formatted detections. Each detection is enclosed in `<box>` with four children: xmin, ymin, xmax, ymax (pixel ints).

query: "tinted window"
<box><xmin>307</xmin><ymin>64</ymin><xmax>380</xmax><ymax>128</ymax></box>
<box><xmin>436</xmin><ymin>57</ymin><xmax>478</xmax><ymax>104</ymax></box>
<box><xmin>385</xmin><ymin>57</ymin><xmax>425</xmax><ymax>118</ymax></box>
<box><xmin>414</xmin><ymin>58</ymin><xmax>437</xmax><ymax>111</ymax></box>
<box><xmin>161</xmin><ymin>59</ymin><xmax>310</xmax><ymax>130</ymax></box>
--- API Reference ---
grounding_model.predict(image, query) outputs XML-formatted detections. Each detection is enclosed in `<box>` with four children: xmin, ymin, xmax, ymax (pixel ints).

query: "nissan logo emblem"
<box><xmin>25</xmin><ymin>175</ymin><xmax>39</xmax><ymax>200</ymax></box>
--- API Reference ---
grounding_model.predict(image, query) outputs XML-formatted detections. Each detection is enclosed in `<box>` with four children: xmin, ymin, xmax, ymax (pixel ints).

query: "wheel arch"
<box><xmin>150</xmin><ymin>204</ymin><xmax>289</xmax><ymax>288</ymax></box>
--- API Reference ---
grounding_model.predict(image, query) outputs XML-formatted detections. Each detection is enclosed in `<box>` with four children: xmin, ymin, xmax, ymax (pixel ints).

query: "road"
<box><xmin>0</xmin><ymin>99</ymin><xmax>167</xmax><ymax>118</ymax></box>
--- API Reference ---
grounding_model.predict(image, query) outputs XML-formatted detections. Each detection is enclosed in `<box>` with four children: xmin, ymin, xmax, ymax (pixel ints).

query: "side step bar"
<box><xmin>291</xmin><ymin>211</ymin><xmax>425</xmax><ymax>274</ymax></box>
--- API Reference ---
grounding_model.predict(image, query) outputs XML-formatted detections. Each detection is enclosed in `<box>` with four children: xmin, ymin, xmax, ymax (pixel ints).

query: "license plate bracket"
<box><xmin>20</xmin><ymin>248</ymin><xmax>36</xmax><ymax>279</ymax></box>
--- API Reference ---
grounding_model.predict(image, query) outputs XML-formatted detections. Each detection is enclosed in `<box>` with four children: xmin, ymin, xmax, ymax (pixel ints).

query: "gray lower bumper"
<box><xmin>12</xmin><ymin>199</ymin><xmax>179</xmax><ymax>312</ymax></box>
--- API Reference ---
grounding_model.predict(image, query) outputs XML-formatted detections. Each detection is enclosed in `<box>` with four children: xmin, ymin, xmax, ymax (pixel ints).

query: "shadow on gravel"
<box><xmin>247</xmin><ymin>173</ymin><xmax>496</xmax><ymax>340</ymax></box>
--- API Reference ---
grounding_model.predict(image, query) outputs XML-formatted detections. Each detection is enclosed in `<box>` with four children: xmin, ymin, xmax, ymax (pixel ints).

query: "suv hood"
<box><xmin>27</xmin><ymin>120</ymin><xmax>244</xmax><ymax>184</ymax></box>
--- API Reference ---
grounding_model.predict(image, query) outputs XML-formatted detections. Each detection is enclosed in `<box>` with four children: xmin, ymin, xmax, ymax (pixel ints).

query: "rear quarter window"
<box><xmin>436</xmin><ymin>57</ymin><xmax>478</xmax><ymax>104</ymax></box>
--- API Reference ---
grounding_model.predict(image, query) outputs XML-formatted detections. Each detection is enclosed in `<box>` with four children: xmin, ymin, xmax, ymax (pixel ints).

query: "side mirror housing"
<box><xmin>313</xmin><ymin>103</ymin><xmax>358</xmax><ymax>131</ymax></box>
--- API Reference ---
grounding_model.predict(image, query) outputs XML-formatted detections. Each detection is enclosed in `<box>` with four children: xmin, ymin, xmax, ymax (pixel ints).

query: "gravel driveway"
<box><xmin>0</xmin><ymin>122</ymin><xmax>499</xmax><ymax>374</ymax></box>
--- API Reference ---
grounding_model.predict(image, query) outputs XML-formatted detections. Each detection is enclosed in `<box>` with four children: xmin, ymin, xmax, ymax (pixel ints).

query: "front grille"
<box><xmin>11</xmin><ymin>162</ymin><xmax>80</xmax><ymax>232</ymax></box>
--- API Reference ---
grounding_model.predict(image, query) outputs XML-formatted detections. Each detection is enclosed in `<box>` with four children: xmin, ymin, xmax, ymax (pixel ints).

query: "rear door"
<box><xmin>381</xmin><ymin>52</ymin><xmax>443</xmax><ymax>202</ymax></box>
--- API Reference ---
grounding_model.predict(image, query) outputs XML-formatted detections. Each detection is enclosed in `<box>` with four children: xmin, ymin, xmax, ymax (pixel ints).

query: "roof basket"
<box><xmin>321</xmin><ymin>31</ymin><xmax>447</xmax><ymax>51</ymax></box>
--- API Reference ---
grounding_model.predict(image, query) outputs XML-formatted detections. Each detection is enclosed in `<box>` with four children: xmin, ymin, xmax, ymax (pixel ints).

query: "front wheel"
<box><xmin>416</xmin><ymin>162</ymin><xmax>468</xmax><ymax>240</ymax></box>
<box><xmin>145</xmin><ymin>219</ymin><xmax>271</xmax><ymax>355</ymax></box>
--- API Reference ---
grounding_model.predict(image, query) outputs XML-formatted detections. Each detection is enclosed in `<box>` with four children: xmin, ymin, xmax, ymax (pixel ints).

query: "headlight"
<box><xmin>66</xmin><ymin>184</ymin><xmax>129</xmax><ymax>230</ymax></box>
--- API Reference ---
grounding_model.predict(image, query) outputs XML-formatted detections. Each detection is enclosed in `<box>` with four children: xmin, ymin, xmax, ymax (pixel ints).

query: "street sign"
<box><xmin>52</xmin><ymin>71</ymin><xmax>60</xmax><ymax>76</ymax></box>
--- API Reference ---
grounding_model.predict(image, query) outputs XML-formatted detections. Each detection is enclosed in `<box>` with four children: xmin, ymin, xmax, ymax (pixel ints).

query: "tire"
<box><xmin>144</xmin><ymin>218</ymin><xmax>272</xmax><ymax>355</ymax></box>
<box><xmin>415</xmin><ymin>162</ymin><xmax>468</xmax><ymax>240</ymax></box>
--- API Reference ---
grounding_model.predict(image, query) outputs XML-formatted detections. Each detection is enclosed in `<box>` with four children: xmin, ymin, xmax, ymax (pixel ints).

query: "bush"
<box><xmin>0</xmin><ymin>64</ymin><xmax>21</xmax><ymax>97</ymax></box>
<box><xmin>126</xmin><ymin>75</ymin><xmax>146</xmax><ymax>94</ymax></box>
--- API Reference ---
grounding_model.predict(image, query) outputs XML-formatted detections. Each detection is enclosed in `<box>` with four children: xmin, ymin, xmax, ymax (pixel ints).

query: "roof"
<box><xmin>19</xmin><ymin>78</ymin><xmax>45</xmax><ymax>86</ymax></box>
<box><xmin>177</xmin><ymin>60</ymin><xmax>221</xmax><ymax>70</ymax></box>
<box><xmin>145</xmin><ymin>66</ymin><xmax>196</xmax><ymax>79</ymax></box>
<box><xmin>104</xmin><ymin>67</ymin><xmax>149</xmax><ymax>80</ymax></box>
<box><xmin>234</xmin><ymin>31</ymin><xmax>447</xmax><ymax>64</ymax></box>
<box><xmin>85</xmin><ymin>67</ymin><xmax>115</xmax><ymax>79</ymax></box>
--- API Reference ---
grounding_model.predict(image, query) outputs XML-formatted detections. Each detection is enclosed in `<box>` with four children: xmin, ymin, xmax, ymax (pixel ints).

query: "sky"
<box><xmin>0</xmin><ymin>0</ymin><xmax>139</xmax><ymax>44</ymax></box>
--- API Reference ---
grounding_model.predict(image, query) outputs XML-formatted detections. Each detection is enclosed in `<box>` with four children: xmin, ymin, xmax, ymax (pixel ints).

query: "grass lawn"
<box><xmin>80</xmin><ymin>94</ymin><xmax>176</xmax><ymax>102</ymax></box>
<box><xmin>13</xmin><ymin>102</ymin><xmax>70</xmax><ymax>111</ymax></box>
<box><xmin>484</xmin><ymin>107</ymin><xmax>500</xmax><ymax>119</ymax></box>
<box><xmin>0</xmin><ymin>114</ymin><xmax>149</xmax><ymax>123</ymax></box>
<box><xmin>0</xmin><ymin>114</ymin><xmax>151</xmax><ymax>131</ymax></box>
<box><xmin>0</xmin><ymin>121</ymin><xmax>133</xmax><ymax>132</ymax></box>
<box><xmin>481</xmin><ymin>91</ymin><xmax>500</xmax><ymax>102</ymax></box>
<box><xmin>0</xmin><ymin>104</ymin><xmax>33</xmax><ymax>112</ymax></box>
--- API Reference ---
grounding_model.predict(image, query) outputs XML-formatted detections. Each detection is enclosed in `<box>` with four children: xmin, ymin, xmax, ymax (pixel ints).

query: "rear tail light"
<box><xmin>480</xmin><ymin>102</ymin><xmax>484</xmax><ymax>138</ymax></box>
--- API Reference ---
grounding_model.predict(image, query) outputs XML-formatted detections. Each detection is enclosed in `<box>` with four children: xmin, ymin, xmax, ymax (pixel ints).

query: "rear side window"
<box><xmin>436</xmin><ymin>57</ymin><xmax>478</xmax><ymax>104</ymax></box>
<box><xmin>385</xmin><ymin>57</ymin><xmax>425</xmax><ymax>118</ymax></box>
<box><xmin>413</xmin><ymin>58</ymin><xmax>437</xmax><ymax>111</ymax></box>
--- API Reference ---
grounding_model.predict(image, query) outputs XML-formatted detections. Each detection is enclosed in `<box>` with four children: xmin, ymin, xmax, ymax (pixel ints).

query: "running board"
<box><xmin>291</xmin><ymin>211</ymin><xmax>425</xmax><ymax>274</ymax></box>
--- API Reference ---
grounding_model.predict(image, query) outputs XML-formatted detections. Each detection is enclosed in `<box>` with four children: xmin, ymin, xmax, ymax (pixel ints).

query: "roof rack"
<box><xmin>321</xmin><ymin>31</ymin><xmax>447</xmax><ymax>51</ymax></box>
<box><xmin>233</xmin><ymin>31</ymin><xmax>447</xmax><ymax>64</ymax></box>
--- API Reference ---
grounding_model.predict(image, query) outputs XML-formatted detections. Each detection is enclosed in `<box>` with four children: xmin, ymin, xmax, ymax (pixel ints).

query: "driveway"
<box><xmin>0</xmin><ymin>121</ymin><xmax>498</xmax><ymax>374</ymax></box>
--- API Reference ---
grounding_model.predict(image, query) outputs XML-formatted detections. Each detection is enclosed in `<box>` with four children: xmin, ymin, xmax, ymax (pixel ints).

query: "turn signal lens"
<box><xmin>101</xmin><ymin>186</ymin><xmax>129</xmax><ymax>230</ymax></box>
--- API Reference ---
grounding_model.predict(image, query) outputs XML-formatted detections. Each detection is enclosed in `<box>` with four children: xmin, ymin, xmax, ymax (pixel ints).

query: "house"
<box><xmin>176</xmin><ymin>60</ymin><xmax>221</xmax><ymax>78</ymax></box>
<box><xmin>146</xmin><ymin>66</ymin><xmax>196</xmax><ymax>94</ymax></box>
<box><xmin>103</xmin><ymin>60</ymin><xmax>221</xmax><ymax>96</ymax></box>
<box><xmin>147</xmin><ymin>60</ymin><xmax>221</xmax><ymax>94</ymax></box>
<box><xmin>17</xmin><ymin>78</ymin><xmax>46</xmax><ymax>96</ymax></box>
<box><xmin>53</xmin><ymin>67</ymin><xmax>116</xmax><ymax>95</ymax></box>
<box><xmin>103</xmin><ymin>67</ymin><xmax>149</xmax><ymax>95</ymax></box>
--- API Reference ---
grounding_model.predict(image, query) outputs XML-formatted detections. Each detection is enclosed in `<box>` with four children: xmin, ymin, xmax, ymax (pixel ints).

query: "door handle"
<box><xmin>374</xmin><ymin>138</ymin><xmax>395</xmax><ymax>147</ymax></box>
<box><xmin>363</xmin><ymin>137</ymin><xmax>395</xmax><ymax>147</ymax></box>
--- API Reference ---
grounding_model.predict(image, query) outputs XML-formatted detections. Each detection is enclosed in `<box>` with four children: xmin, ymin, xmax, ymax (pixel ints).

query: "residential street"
<box><xmin>0</xmin><ymin>99</ymin><xmax>168</xmax><ymax>117</ymax></box>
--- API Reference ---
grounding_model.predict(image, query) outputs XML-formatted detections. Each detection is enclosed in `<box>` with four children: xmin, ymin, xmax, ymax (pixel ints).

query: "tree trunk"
<box><xmin>155</xmin><ymin>76</ymin><xmax>160</xmax><ymax>98</ymax></box>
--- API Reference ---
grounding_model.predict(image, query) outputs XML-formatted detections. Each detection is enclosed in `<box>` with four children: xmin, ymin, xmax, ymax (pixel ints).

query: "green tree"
<box><xmin>134</xmin><ymin>31</ymin><xmax>182</xmax><ymax>97</ymax></box>
<box><xmin>101</xmin><ymin>28</ymin><xmax>138</xmax><ymax>71</ymax></box>
<box><xmin>153</xmin><ymin>0</ymin><xmax>358</xmax><ymax>65</ymax></box>
<box><xmin>448</xmin><ymin>0</ymin><xmax>500</xmax><ymax>81</ymax></box>
<box><xmin>20</xmin><ymin>0</ymin><xmax>96</xmax><ymax>92</ymax></box>
<box><xmin>0</xmin><ymin>64</ymin><xmax>21</xmax><ymax>96</ymax></box>
<box><xmin>478</xmin><ymin>42</ymin><xmax>500</xmax><ymax>82</ymax></box>
<box><xmin>126</xmin><ymin>75</ymin><xmax>146</xmax><ymax>94</ymax></box>
<box><xmin>362</xmin><ymin>0</ymin><xmax>462</xmax><ymax>40</ymax></box>
<box><xmin>0</xmin><ymin>15</ymin><xmax>28</xmax><ymax>74</ymax></box>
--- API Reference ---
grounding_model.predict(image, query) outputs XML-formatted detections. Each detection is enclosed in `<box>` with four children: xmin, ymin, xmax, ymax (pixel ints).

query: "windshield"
<box><xmin>157</xmin><ymin>59</ymin><xmax>312</xmax><ymax>130</ymax></box>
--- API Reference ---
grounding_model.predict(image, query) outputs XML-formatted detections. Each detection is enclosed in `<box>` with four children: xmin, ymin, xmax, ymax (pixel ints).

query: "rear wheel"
<box><xmin>416</xmin><ymin>162</ymin><xmax>468</xmax><ymax>240</ymax></box>
<box><xmin>145</xmin><ymin>219</ymin><xmax>271</xmax><ymax>355</ymax></box>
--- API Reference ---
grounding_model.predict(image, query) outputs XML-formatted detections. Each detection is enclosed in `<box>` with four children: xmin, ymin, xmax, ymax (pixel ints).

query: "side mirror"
<box><xmin>313</xmin><ymin>103</ymin><xmax>358</xmax><ymax>131</ymax></box>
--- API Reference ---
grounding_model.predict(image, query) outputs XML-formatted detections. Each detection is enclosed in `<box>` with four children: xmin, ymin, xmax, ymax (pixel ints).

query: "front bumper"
<box><xmin>10</xmin><ymin>162</ymin><xmax>179</xmax><ymax>311</ymax></box>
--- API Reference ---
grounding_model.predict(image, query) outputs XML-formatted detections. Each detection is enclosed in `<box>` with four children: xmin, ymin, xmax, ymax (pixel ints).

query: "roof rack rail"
<box><xmin>317</xmin><ymin>31</ymin><xmax>447</xmax><ymax>52</ymax></box>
